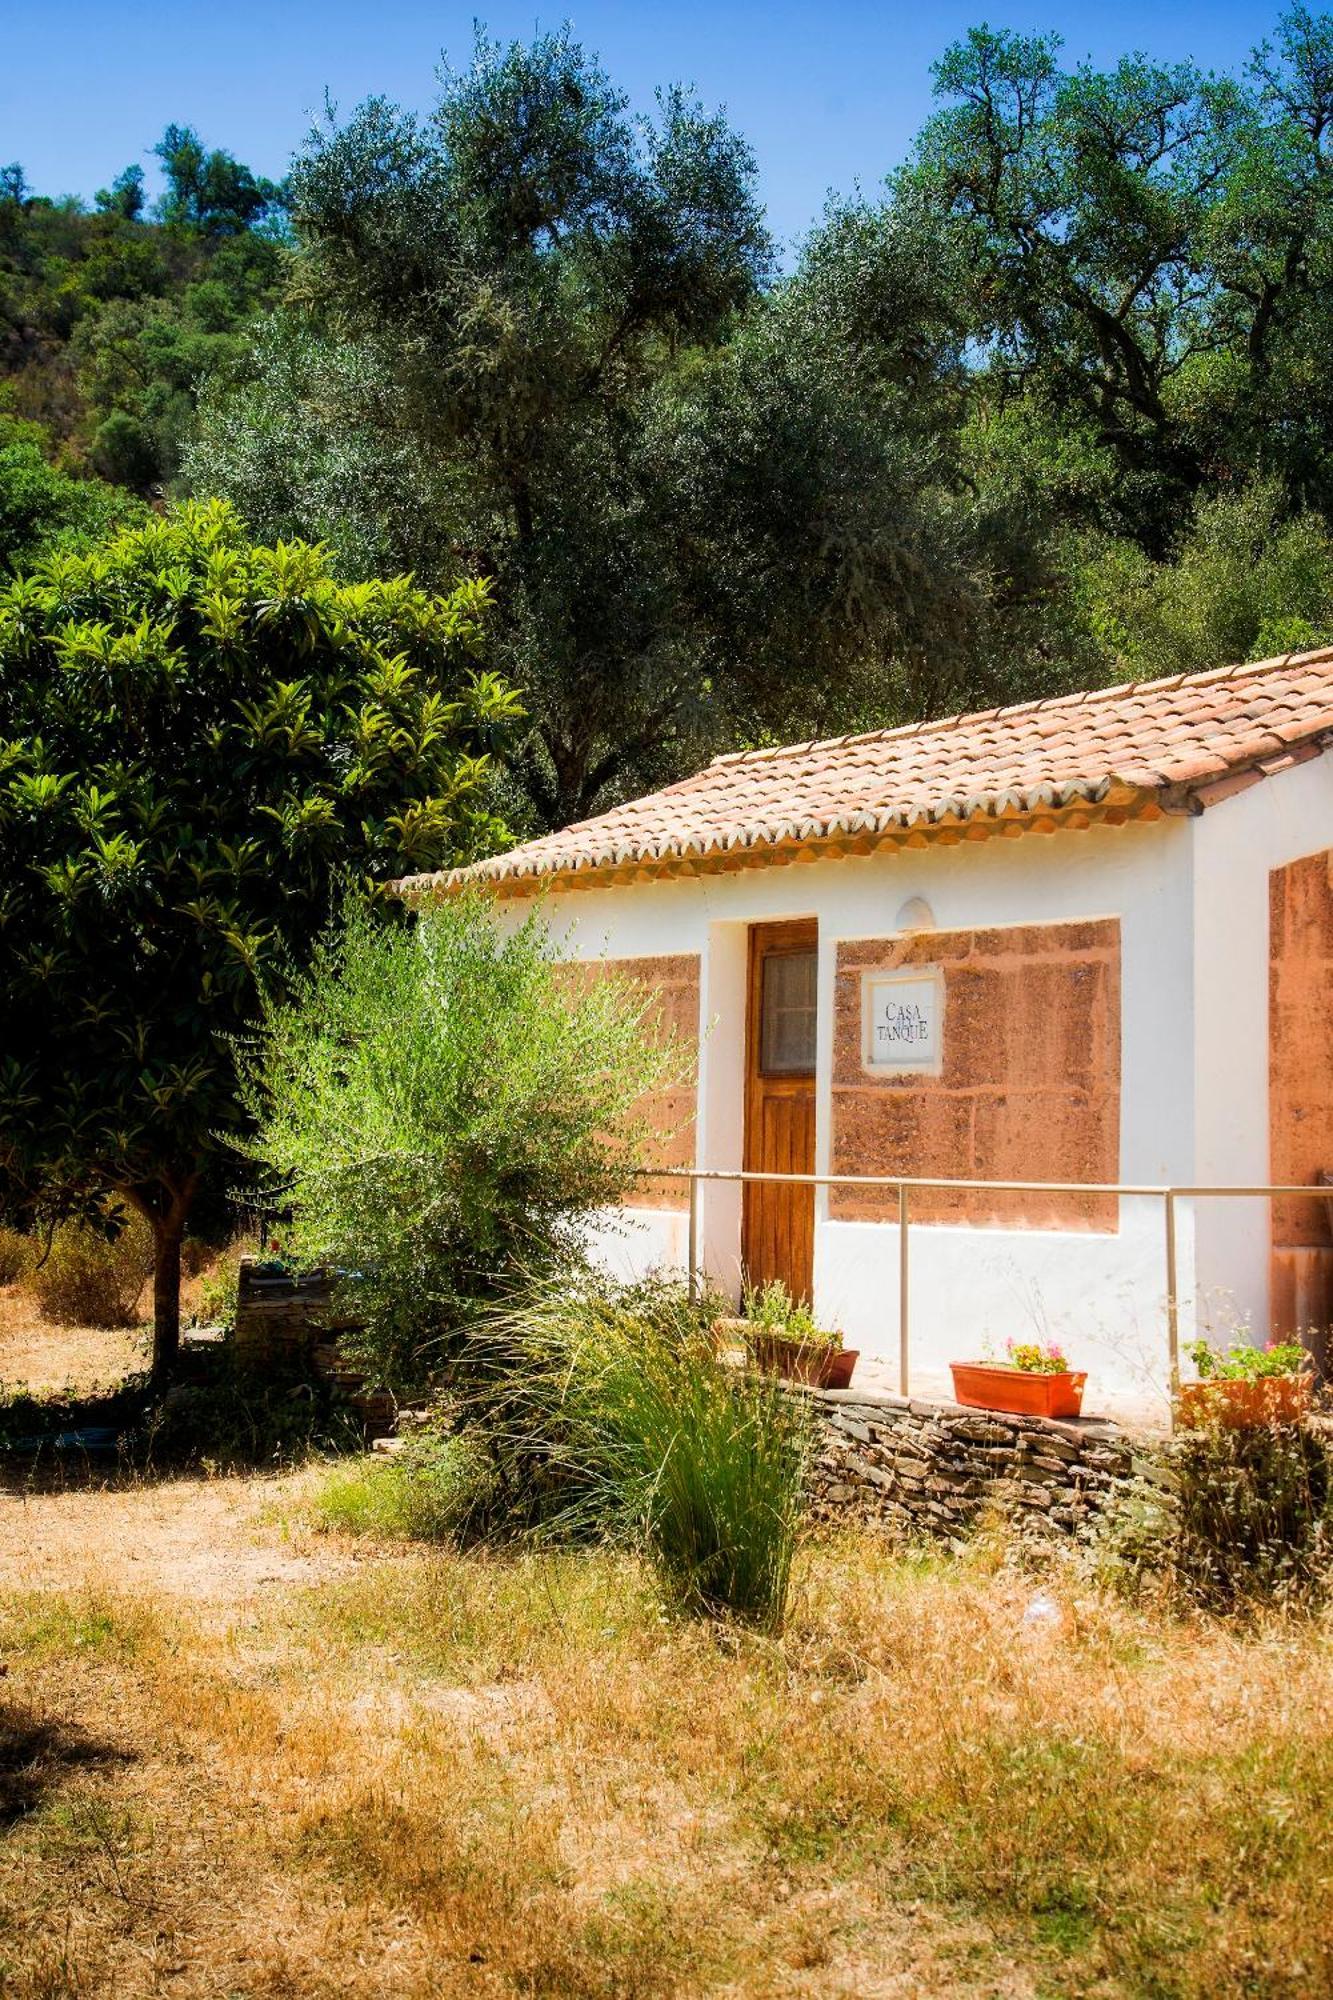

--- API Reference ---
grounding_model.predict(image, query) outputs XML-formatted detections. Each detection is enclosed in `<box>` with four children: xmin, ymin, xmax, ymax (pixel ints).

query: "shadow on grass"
<box><xmin>1</xmin><ymin>1341</ymin><xmax>367</xmax><ymax>1494</ymax></box>
<box><xmin>0</xmin><ymin>1373</ymin><xmax>153</xmax><ymax>1494</ymax></box>
<box><xmin>0</xmin><ymin>1699</ymin><xmax>133</xmax><ymax>1827</ymax></box>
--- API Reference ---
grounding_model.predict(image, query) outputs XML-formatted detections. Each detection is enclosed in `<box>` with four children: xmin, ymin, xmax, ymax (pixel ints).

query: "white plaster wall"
<box><xmin>1191</xmin><ymin>753</ymin><xmax>1333</xmax><ymax>1339</ymax></box>
<box><xmin>581</xmin><ymin>1208</ymin><xmax>689</xmax><ymax>1282</ymax></box>
<box><xmin>516</xmin><ymin>812</ymin><xmax>1199</xmax><ymax>1415</ymax></box>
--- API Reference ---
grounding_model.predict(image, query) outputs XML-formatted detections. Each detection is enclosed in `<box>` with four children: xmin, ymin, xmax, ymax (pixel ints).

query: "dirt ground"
<box><xmin>1</xmin><ymin>1466</ymin><xmax>357</xmax><ymax>1614</ymax></box>
<box><xmin>0</xmin><ymin>1465</ymin><xmax>1047</xmax><ymax>2000</ymax></box>
<box><xmin>3</xmin><ymin>1312</ymin><xmax>1333</xmax><ymax>1998</ymax></box>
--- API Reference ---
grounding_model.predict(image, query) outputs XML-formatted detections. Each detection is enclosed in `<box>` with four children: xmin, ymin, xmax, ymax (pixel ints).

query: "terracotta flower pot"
<box><xmin>949</xmin><ymin>1361</ymin><xmax>1087</xmax><ymax>1420</ymax></box>
<box><xmin>1176</xmin><ymin>1375</ymin><xmax>1312</xmax><ymax>1429</ymax></box>
<box><xmin>750</xmin><ymin>1331</ymin><xmax>858</xmax><ymax>1390</ymax></box>
<box><xmin>819</xmin><ymin>1348</ymin><xmax>860</xmax><ymax>1390</ymax></box>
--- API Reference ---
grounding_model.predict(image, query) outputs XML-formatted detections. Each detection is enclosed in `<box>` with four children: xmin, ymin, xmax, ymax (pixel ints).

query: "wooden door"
<box><xmin>742</xmin><ymin>920</ymin><xmax>817</xmax><ymax>1303</ymax></box>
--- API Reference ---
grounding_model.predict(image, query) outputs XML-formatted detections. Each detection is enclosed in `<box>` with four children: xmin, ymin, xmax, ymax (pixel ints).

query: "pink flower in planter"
<box><xmin>1005</xmin><ymin>1336</ymin><xmax>1070</xmax><ymax>1375</ymax></box>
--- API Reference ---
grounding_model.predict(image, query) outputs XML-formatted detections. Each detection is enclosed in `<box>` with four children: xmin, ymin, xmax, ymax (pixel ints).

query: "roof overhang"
<box><xmin>394</xmin><ymin>778</ymin><xmax>1169</xmax><ymax>905</ymax></box>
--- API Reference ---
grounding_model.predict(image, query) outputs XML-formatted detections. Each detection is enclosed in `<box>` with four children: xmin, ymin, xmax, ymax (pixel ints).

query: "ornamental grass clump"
<box><xmin>460</xmin><ymin>1272</ymin><xmax>812</xmax><ymax>1627</ymax></box>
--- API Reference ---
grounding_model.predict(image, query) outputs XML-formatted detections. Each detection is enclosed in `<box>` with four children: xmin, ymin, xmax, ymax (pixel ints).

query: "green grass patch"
<box><xmin>0</xmin><ymin>1591</ymin><xmax>151</xmax><ymax>1664</ymax></box>
<box><xmin>295</xmin><ymin>1543</ymin><xmax>661</xmax><ymax>1683</ymax></box>
<box><xmin>311</xmin><ymin>1434</ymin><xmax>496</xmax><ymax>1543</ymax></box>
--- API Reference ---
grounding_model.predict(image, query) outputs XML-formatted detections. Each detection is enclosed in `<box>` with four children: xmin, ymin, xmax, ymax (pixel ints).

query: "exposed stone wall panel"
<box><xmin>832</xmin><ymin>921</ymin><xmax>1121</xmax><ymax>1228</ymax></box>
<box><xmin>557</xmin><ymin>952</ymin><xmax>700</xmax><ymax>1211</ymax></box>
<box><xmin>803</xmin><ymin>1388</ymin><xmax>1138</xmax><ymax>1537</ymax></box>
<box><xmin>1269</xmin><ymin>851</ymin><xmax>1333</xmax><ymax>1255</ymax></box>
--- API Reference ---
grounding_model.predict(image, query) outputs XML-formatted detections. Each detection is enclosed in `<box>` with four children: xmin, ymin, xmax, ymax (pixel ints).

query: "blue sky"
<box><xmin>4</xmin><ymin>1</ymin><xmax>1284</xmax><ymax>256</ymax></box>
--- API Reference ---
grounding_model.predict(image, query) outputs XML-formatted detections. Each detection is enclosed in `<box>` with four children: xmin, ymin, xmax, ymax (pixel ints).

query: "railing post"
<box><xmin>687</xmin><ymin>1171</ymin><xmax>699</xmax><ymax>1307</ymax></box>
<box><xmin>898</xmin><ymin>1181</ymin><xmax>910</xmax><ymax>1397</ymax></box>
<box><xmin>1164</xmin><ymin>1188</ymin><xmax>1180</xmax><ymax>1426</ymax></box>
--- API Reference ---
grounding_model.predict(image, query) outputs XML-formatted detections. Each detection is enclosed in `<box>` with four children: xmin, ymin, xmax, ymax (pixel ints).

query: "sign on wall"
<box><xmin>862</xmin><ymin>967</ymin><xmax>943</xmax><ymax>1074</ymax></box>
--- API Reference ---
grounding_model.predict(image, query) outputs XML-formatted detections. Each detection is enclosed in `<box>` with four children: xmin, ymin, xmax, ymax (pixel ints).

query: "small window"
<box><xmin>761</xmin><ymin>949</ymin><xmax>817</xmax><ymax>1075</ymax></box>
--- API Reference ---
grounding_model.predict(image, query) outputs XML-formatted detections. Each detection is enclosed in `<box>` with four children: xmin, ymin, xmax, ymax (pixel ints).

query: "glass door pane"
<box><xmin>760</xmin><ymin>949</ymin><xmax>817</xmax><ymax>1075</ymax></box>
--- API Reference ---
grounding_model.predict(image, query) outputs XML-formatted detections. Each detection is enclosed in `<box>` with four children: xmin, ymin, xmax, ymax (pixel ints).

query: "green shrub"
<box><xmin>188</xmin><ymin>1235</ymin><xmax>257</xmax><ymax>1331</ymax></box>
<box><xmin>1184</xmin><ymin>1335</ymin><xmax>1308</xmax><ymax>1381</ymax></box>
<box><xmin>1101</xmin><ymin>1422</ymin><xmax>1333</xmax><ymax>1610</ymax></box>
<box><xmin>240</xmin><ymin>895</ymin><xmax>683</xmax><ymax>1391</ymax></box>
<box><xmin>90</xmin><ymin>409</ymin><xmax>160</xmax><ymax>487</ymax></box>
<box><xmin>143</xmin><ymin>1359</ymin><xmax>364</xmax><ymax>1471</ymax></box>
<box><xmin>314</xmin><ymin>1430</ymin><xmax>499</xmax><ymax>1542</ymax></box>
<box><xmin>464</xmin><ymin>1272</ymin><xmax>812</xmax><ymax>1627</ymax></box>
<box><xmin>741</xmin><ymin>1277</ymin><xmax>836</xmax><ymax>1350</ymax></box>
<box><xmin>0</xmin><ymin>1226</ymin><xmax>32</xmax><ymax>1285</ymax></box>
<box><xmin>29</xmin><ymin>1217</ymin><xmax>154</xmax><ymax>1328</ymax></box>
<box><xmin>180</xmin><ymin>1237</ymin><xmax>217</xmax><ymax>1279</ymax></box>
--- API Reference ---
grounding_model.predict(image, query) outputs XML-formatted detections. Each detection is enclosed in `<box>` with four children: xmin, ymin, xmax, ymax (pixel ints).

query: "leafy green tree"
<box><xmin>0</xmin><ymin>416</ymin><xmax>144</xmax><ymax>571</ymax></box>
<box><xmin>193</xmin><ymin>29</ymin><xmax>1003</xmax><ymax>826</ymax></box>
<box><xmin>1073</xmin><ymin>482</ymin><xmax>1333</xmax><ymax>679</ymax></box>
<box><xmin>0</xmin><ymin>502</ymin><xmax>518</xmax><ymax>1375</ymax></box>
<box><xmin>188</xmin><ymin>317</ymin><xmax>455</xmax><ymax>585</ymax></box>
<box><xmin>282</xmin><ymin>29</ymin><xmax>768</xmax><ymax>827</ymax></box>
<box><xmin>95</xmin><ymin>166</ymin><xmax>147</xmax><ymax>222</ymax></box>
<box><xmin>72</xmin><ymin>232</ymin><xmax>287</xmax><ymax>487</ymax></box>
<box><xmin>1</xmin><ymin>140</ymin><xmax>286</xmax><ymax>485</ymax></box>
<box><xmin>903</xmin><ymin>10</ymin><xmax>1333</xmax><ymax>551</ymax></box>
<box><xmin>154</xmin><ymin>125</ymin><xmax>287</xmax><ymax>237</ymax></box>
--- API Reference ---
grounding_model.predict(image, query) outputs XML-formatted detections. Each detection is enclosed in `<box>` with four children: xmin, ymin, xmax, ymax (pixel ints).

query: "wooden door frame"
<box><xmin>742</xmin><ymin>918</ymin><xmax>818</xmax><ymax>1300</ymax></box>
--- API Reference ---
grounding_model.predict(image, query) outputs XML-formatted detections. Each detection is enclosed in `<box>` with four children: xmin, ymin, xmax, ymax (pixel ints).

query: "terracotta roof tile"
<box><xmin>405</xmin><ymin>646</ymin><xmax>1333</xmax><ymax>895</ymax></box>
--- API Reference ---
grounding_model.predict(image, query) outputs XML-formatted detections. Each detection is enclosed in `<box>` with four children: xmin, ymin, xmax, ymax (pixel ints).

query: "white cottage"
<box><xmin>401</xmin><ymin>647</ymin><xmax>1333</xmax><ymax>1419</ymax></box>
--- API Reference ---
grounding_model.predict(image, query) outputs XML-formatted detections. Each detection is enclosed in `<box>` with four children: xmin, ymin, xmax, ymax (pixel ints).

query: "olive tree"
<box><xmin>239</xmin><ymin>895</ymin><xmax>684</xmax><ymax>1389</ymax></box>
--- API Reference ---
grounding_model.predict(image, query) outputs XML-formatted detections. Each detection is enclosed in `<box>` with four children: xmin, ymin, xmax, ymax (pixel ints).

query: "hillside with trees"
<box><xmin>0</xmin><ymin>124</ymin><xmax>286</xmax><ymax>550</ymax></box>
<box><xmin>5</xmin><ymin>11</ymin><xmax>1333</xmax><ymax>825</ymax></box>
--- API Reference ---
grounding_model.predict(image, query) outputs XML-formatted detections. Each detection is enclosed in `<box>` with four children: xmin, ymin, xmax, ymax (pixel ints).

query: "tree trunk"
<box><xmin>123</xmin><ymin>1170</ymin><xmax>200</xmax><ymax>1385</ymax></box>
<box><xmin>151</xmin><ymin>1210</ymin><xmax>186</xmax><ymax>1382</ymax></box>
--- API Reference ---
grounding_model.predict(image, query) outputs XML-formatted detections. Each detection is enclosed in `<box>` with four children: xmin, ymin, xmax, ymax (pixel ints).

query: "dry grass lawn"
<box><xmin>2</xmin><ymin>1442</ymin><xmax>1332</xmax><ymax>2000</ymax></box>
<box><xmin>0</xmin><ymin>1253</ymin><xmax>229</xmax><ymax>1401</ymax></box>
<box><xmin>0</xmin><ymin>1286</ymin><xmax>146</xmax><ymax>1400</ymax></box>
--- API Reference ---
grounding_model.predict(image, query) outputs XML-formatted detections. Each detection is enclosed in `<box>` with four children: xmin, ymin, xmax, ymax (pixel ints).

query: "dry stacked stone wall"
<box><xmin>805</xmin><ymin>1386</ymin><xmax>1145</xmax><ymax>1537</ymax></box>
<box><xmin>233</xmin><ymin>1259</ymin><xmax>349</xmax><ymax>1367</ymax></box>
<box><xmin>232</xmin><ymin>1258</ymin><xmax>394</xmax><ymax>1436</ymax></box>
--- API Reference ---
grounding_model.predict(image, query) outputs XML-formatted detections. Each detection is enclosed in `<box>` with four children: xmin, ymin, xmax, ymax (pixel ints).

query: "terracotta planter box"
<box><xmin>1176</xmin><ymin>1375</ymin><xmax>1312</xmax><ymax>1429</ymax></box>
<box><xmin>950</xmin><ymin>1361</ymin><xmax>1087</xmax><ymax>1420</ymax></box>
<box><xmin>753</xmin><ymin>1333</ymin><xmax>859</xmax><ymax>1389</ymax></box>
<box><xmin>714</xmin><ymin>1319</ymin><xmax>858</xmax><ymax>1389</ymax></box>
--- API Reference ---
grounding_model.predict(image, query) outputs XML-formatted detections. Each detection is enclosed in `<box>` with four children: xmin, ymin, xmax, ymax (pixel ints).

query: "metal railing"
<box><xmin>630</xmin><ymin>1165</ymin><xmax>1333</xmax><ymax>1421</ymax></box>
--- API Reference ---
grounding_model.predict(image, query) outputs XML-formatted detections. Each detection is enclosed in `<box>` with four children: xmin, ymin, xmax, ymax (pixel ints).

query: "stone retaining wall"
<box><xmin>233</xmin><ymin>1259</ymin><xmax>348</xmax><ymax>1367</ymax></box>
<box><xmin>232</xmin><ymin>1258</ymin><xmax>395</xmax><ymax>1436</ymax></box>
<box><xmin>805</xmin><ymin>1387</ymin><xmax>1148</xmax><ymax>1537</ymax></box>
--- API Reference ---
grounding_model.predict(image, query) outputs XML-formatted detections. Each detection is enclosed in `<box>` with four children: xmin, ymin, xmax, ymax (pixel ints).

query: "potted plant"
<box><xmin>720</xmin><ymin>1279</ymin><xmax>859</xmax><ymax>1389</ymax></box>
<box><xmin>1177</xmin><ymin>1337</ymin><xmax>1313</xmax><ymax>1429</ymax></box>
<box><xmin>950</xmin><ymin>1338</ymin><xmax>1087</xmax><ymax>1420</ymax></box>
